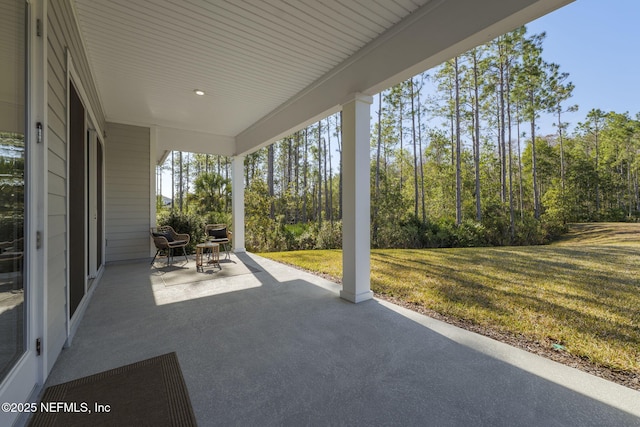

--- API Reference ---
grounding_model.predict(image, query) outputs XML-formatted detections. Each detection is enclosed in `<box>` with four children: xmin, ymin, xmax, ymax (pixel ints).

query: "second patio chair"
<box><xmin>204</xmin><ymin>224</ymin><xmax>232</xmax><ymax>259</ymax></box>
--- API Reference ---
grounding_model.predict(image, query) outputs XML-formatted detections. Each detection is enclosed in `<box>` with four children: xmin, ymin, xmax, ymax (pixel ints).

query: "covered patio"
<box><xmin>77</xmin><ymin>0</ymin><xmax>582</xmax><ymax>304</ymax></box>
<box><xmin>8</xmin><ymin>0</ymin><xmax>640</xmax><ymax>425</ymax></box>
<box><xmin>45</xmin><ymin>255</ymin><xmax>639</xmax><ymax>425</ymax></box>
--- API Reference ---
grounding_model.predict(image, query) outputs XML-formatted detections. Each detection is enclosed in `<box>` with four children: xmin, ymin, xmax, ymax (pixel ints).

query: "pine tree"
<box><xmin>548</xmin><ymin>63</ymin><xmax>577</xmax><ymax>192</ymax></box>
<box><xmin>514</xmin><ymin>32</ymin><xmax>552</xmax><ymax>219</ymax></box>
<box><xmin>454</xmin><ymin>56</ymin><xmax>463</xmax><ymax>225</ymax></box>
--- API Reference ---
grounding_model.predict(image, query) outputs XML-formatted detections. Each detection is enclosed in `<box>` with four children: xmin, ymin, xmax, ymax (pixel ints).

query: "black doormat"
<box><xmin>29</xmin><ymin>352</ymin><xmax>197</xmax><ymax>426</ymax></box>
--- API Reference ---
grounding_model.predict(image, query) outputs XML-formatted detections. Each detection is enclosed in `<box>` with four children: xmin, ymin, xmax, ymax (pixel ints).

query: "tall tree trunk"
<box><xmin>285</xmin><ymin>137</ymin><xmax>291</xmax><ymax>222</ymax></box>
<box><xmin>634</xmin><ymin>170</ymin><xmax>639</xmax><ymax>213</ymax></box>
<box><xmin>595</xmin><ymin>131</ymin><xmax>600</xmax><ymax>216</ymax></box>
<box><xmin>473</xmin><ymin>51</ymin><xmax>481</xmax><ymax>222</ymax></box>
<box><xmin>507</xmin><ymin>78</ymin><xmax>515</xmax><ymax>240</ymax></box>
<box><xmin>268</xmin><ymin>144</ymin><xmax>275</xmax><ymax>219</ymax></box>
<box><xmin>323</xmin><ymin>119</ymin><xmax>329</xmax><ymax>223</ymax></box>
<box><xmin>185</xmin><ymin>153</ymin><xmax>190</xmax><ymax>213</ymax></box>
<box><xmin>317</xmin><ymin>121</ymin><xmax>323</xmax><ymax>226</ymax></box>
<box><xmin>295</xmin><ymin>132</ymin><xmax>300</xmax><ymax>222</ymax></box>
<box><xmin>303</xmin><ymin>128</ymin><xmax>308</xmax><ymax>223</ymax></box>
<box><xmin>410</xmin><ymin>78</ymin><xmax>419</xmax><ymax>219</ymax></box>
<box><xmin>449</xmin><ymin>75</ymin><xmax>455</xmax><ymax>167</ymax></box>
<box><xmin>327</xmin><ymin>117</ymin><xmax>333</xmax><ymax>225</ymax></box>
<box><xmin>455</xmin><ymin>57</ymin><xmax>462</xmax><ymax>225</ymax></box>
<box><xmin>224</xmin><ymin>156</ymin><xmax>228</xmax><ymax>185</ymax></box>
<box><xmin>171</xmin><ymin>151</ymin><xmax>175</xmax><ymax>210</ymax></box>
<box><xmin>530</xmin><ymin>92</ymin><xmax>540</xmax><ymax>219</ymax></box>
<box><xmin>496</xmin><ymin>95</ymin><xmax>503</xmax><ymax>203</ymax></box>
<box><xmin>178</xmin><ymin>151</ymin><xmax>183</xmax><ymax>212</ymax></box>
<box><xmin>417</xmin><ymin>82</ymin><xmax>426</xmax><ymax>224</ymax></box>
<box><xmin>287</xmin><ymin>136</ymin><xmax>293</xmax><ymax>190</ymax></box>
<box><xmin>499</xmin><ymin>49</ymin><xmax>507</xmax><ymax>204</ymax></box>
<box><xmin>245</xmin><ymin>157</ymin><xmax>250</xmax><ymax>190</ymax></box>
<box><xmin>399</xmin><ymin>87</ymin><xmax>404</xmax><ymax>190</ymax></box>
<box><xmin>628</xmin><ymin>158</ymin><xmax>633</xmax><ymax>218</ymax></box>
<box><xmin>516</xmin><ymin>103</ymin><xmax>524</xmax><ymax>219</ymax></box>
<box><xmin>374</xmin><ymin>93</ymin><xmax>382</xmax><ymax>243</ymax></box>
<box><xmin>338</xmin><ymin>112</ymin><xmax>343</xmax><ymax>220</ymax></box>
<box><xmin>557</xmin><ymin>107</ymin><xmax>565</xmax><ymax>191</ymax></box>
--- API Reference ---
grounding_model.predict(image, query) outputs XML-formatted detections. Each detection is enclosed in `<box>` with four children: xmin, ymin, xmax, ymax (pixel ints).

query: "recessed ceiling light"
<box><xmin>194</xmin><ymin>89</ymin><xmax>205</xmax><ymax>96</ymax></box>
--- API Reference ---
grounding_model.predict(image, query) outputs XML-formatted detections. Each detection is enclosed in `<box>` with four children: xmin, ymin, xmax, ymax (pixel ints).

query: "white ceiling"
<box><xmin>72</xmin><ymin>0</ymin><xmax>572</xmax><ymax>159</ymax></box>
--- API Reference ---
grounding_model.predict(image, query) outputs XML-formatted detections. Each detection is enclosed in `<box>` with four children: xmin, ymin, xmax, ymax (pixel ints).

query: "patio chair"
<box><xmin>204</xmin><ymin>224</ymin><xmax>232</xmax><ymax>259</ymax></box>
<box><xmin>150</xmin><ymin>226</ymin><xmax>190</xmax><ymax>265</ymax></box>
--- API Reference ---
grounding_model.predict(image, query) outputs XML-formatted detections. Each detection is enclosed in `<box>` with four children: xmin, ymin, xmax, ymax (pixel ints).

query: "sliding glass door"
<box><xmin>0</xmin><ymin>0</ymin><xmax>26</xmax><ymax>383</ymax></box>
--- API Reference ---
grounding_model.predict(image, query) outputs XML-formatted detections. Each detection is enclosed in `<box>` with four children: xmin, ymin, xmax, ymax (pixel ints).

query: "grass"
<box><xmin>258</xmin><ymin>222</ymin><xmax>640</xmax><ymax>376</ymax></box>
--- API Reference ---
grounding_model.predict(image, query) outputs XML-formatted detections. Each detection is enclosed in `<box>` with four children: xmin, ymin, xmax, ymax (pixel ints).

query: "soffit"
<box><xmin>73</xmin><ymin>0</ymin><xmax>430</xmax><ymax>139</ymax></box>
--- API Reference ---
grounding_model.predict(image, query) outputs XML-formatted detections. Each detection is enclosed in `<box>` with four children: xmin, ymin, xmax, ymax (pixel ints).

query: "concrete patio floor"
<box><xmin>44</xmin><ymin>252</ymin><xmax>640</xmax><ymax>426</ymax></box>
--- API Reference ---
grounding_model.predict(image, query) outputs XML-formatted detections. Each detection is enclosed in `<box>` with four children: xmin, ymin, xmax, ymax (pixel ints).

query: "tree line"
<box><xmin>158</xmin><ymin>26</ymin><xmax>640</xmax><ymax>252</ymax></box>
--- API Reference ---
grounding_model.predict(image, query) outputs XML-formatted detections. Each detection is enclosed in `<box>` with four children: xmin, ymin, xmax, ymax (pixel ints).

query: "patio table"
<box><xmin>195</xmin><ymin>242</ymin><xmax>220</xmax><ymax>272</ymax></box>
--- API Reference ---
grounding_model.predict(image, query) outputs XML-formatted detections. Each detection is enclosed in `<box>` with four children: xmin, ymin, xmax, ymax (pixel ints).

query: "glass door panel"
<box><xmin>0</xmin><ymin>0</ymin><xmax>26</xmax><ymax>382</ymax></box>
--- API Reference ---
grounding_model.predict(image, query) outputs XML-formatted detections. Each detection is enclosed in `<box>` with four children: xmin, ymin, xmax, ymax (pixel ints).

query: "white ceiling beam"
<box><xmin>157</xmin><ymin>126</ymin><xmax>235</xmax><ymax>157</ymax></box>
<box><xmin>235</xmin><ymin>0</ymin><xmax>573</xmax><ymax>156</ymax></box>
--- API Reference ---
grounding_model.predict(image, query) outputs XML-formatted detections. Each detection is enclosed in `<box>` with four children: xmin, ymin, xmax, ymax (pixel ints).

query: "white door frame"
<box><xmin>0</xmin><ymin>1</ymin><xmax>46</xmax><ymax>425</ymax></box>
<box><xmin>87</xmin><ymin>129</ymin><xmax>98</xmax><ymax>280</ymax></box>
<box><xmin>65</xmin><ymin>51</ymin><xmax>104</xmax><ymax>344</ymax></box>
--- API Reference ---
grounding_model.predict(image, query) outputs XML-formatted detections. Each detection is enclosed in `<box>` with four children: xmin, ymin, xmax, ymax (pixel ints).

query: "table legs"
<box><xmin>196</xmin><ymin>244</ymin><xmax>220</xmax><ymax>272</ymax></box>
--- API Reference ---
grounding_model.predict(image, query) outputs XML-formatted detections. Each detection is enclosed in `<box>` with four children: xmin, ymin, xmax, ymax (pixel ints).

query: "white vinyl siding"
<box><xmin>46</xmin><ymin>0</ymin><xmax>105</xmax><ymax>373</ymax></box>
<box><xmin>105</xmin><ymin>123</ymin><xmax>151</xmax><ymax>263</ymax></box>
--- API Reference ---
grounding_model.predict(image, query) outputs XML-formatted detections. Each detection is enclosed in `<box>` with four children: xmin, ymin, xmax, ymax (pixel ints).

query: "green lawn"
<box><xmin>258</xmin><ymin>223</ymin><xmax>640</xmax><ymax>375</ymax></box>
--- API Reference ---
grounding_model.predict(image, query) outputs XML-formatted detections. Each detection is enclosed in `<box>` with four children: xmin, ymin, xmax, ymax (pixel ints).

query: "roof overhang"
<box><xmin>72</xmin><ymin>0</ymin><xmax>573</xmax><ymax>162</ymax></box>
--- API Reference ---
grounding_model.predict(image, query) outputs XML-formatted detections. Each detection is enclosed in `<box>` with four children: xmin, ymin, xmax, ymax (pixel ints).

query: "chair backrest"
<box><xmin>157</xmin><ymin>225</ymin><xmax>177</xmax><ymax>239</ymax></box>
<box><xmin>150</xmin><ymin>228</ymin><xmax>170</xmax><ymax>248</ymax></box>
<box><xmin>205</xmin><ymin>224</ymin><xmax>229</xmax><ymax>240</ymax></box>
<box><xmin>153</xmin><ymin>225</ymin><xmax>190</xmax><ymax>245</ymax></box>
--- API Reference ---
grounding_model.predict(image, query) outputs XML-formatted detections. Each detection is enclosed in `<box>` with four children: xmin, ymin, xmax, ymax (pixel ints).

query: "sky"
<box><xmin>527</xmin><ymin>0</ymin><xmax>640</xmax><ymax>134</ymax></box>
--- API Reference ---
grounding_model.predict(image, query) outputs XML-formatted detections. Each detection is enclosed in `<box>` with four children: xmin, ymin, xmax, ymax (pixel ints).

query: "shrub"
<box><xmin>540</xmin><ymin>215</ymin><xmax>568</xmax><ymax>243</ymax></box>
<box><xmin>513</xmin><ymin>213</ymin><xmax>544</xmax><ymax>245</ymax></box>
<box><xmin>315</xmin><ymin>221</ymin><xmax>342</xmax><ymax>249</ymax></box>
<box><xmin>284</xmin><ymin>222</ymin><xmax>312</xmax><ymax>250</ymax></box>
<box><xmin>601</xmin><ymin>207</ymin><xmax>628</xmax><ymax>222</ymax></box>
<box><xmin>454</xmin><ymin>220</ymin><xmax>489</xmax><ymax>247</ymax></box>
<box><xmin>157</xmin><ymin>210</ymin><xmax>205</xmax><ymax>253</ymax></box>
<box><xmin>392</xmin><ymin>216</ymin><xmax>429</xmax><ymax>248</ymax></box>
<box><xmin>267</xmin><ymin>216</ymin><xmax>290</xmax><ymax>252</ymax></box>
<box><xmin>203</xmin><ymin>211</ymin><xmax>232</xmax><ymax>228</ymax></box>
<box><xmin>374</xmin><ymin>222</ymin><xmax>405</xmax><ymax>249</ymax></box>
<box><xmin>245</xmin><ymin>215</ymin><xmax>291</xmax><ymax>252</ymax></box>
<box><xmin>295</xmin><ymin>225</ymin><xmax>318</xmax><ymax>250</ymax></box>
<box><xmin>430</xmin><ymin>218</ymin><xmax>457</xmax><ymax>248</ymax></box>
<box><xmin>480</xmin><ymin>202</ymin><xmax>511</xmax><ymax>246</ymax></box>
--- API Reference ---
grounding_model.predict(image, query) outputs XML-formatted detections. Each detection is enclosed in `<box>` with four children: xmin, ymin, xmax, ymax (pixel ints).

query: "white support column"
<box><xmin>149</xmin><ymin>126</ymin><xmax>158</xmax><ymax>257</ymax></box>
<box><xmin>340</xmin><ymin>93</ymin><xmax>373</xmax><ymax>303</ymax></box>
<box><xmin>231</xmin><ymin>155</ymin><xmax>246</xmax><ymax>252</ymax></box>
